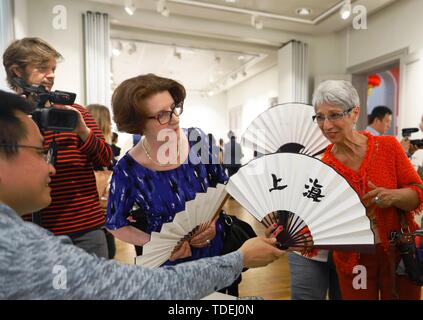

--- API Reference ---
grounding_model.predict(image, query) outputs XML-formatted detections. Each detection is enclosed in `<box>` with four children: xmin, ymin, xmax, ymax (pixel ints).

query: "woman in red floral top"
<box><xmin>311</xmin><ymin>80</ymin><xmax>423</xmax><ymax>300</ymax></box>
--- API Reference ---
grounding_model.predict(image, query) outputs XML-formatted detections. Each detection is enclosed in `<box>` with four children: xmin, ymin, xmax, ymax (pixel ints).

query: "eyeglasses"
<box><xmin>0</xmin><ymin>144</ymin><xmax>54</xmax><ymax>164</ymax></box>
<box><xmin>312</xmin><ymin>107</ymin><xmax>354</xmax><ymax>124</ymax></box>
<box><xmin>146</xmin><ymin>101</ymin><xmax>184</xmax><ymax>125</ymax></box>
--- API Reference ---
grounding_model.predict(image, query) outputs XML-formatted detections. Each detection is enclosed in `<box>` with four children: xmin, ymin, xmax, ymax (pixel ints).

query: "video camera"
<box><xmin>402</xmin><ymin>128</ymin><xmax>423</xmax><ymax>149</ymax></box>
<box><xmin>13</xmin><ymin>77</ymin><xmax>78</xmax><ymax>132</ymax></box>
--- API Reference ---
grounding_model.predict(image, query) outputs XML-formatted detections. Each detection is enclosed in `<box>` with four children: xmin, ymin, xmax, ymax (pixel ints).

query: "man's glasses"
<box><xmin>0</xmin><ymin>144</ymin><xmax>54</xmax><ymax>164</ymax></box>
<box><xmin>146</xmin><ymin>101</ymin><xmax>184</xmax><ymax>125</ymax></box>
<box><xmin>312</xmin><ymin>107</ymin><xmax>354</xmax><ymax>124</ymax></box>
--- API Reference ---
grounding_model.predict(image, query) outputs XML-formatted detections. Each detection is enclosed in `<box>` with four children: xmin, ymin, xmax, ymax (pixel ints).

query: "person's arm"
<box><xmin>74</xmin><ymin>105</ymin><xmax>113</xmax><ymax>167</ymax></box>
<box><xmin>9</xmin><ymin>229</ymin><xmax>241</xmax><ymax>299</ymax></box>
<box><xmin>9</xmin><ymin>221</ymin><xmax>282</xmax><ymax>300</ymax></box>
<box><xmin>364</xmin><ymin>182</ymin><xmax>420</xmax><ymax>212</ymax></box>
<box><xmin>106</xmin><ymin>165</ymin><xmax>141</xmax><ymax>242</ymax></box>
<box><xmin>109</xmin><ymin>225</ymin><xmax>150</xmax><ymax>246</ymax></box>
<box><xmin>394</xmin><ymin>137</ymin><xmax>423</xmax><ymax>213</ymax></box>
<box><xmin>362</xmin><ymin>139</ymin><xmax>423</xmax><ymax>213</ymax></box>
<box><xmin>390</xmin><ymin>188</ymin><xmax>420</xmax><ymax>212</ymax></box>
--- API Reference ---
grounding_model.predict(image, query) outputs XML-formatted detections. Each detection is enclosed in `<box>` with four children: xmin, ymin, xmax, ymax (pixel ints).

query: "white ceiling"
<box><xmin>91</xmin><ymin>0</ymin><xmax>397</xmax><ymax>35</ymax></box>
<box><xmin>97</xmin><ymin>0</ymin><xmax>397</xmax><ymax>94</ymax></box>
<box><xmin>191</xmin><ymin>0</ymin><xmax>341</xmax><ymax>20</ymax></box>
<box><xmin>111</xmin><ymin>39</ymin><xmax>266</xmax><ymax>94</ymax></box>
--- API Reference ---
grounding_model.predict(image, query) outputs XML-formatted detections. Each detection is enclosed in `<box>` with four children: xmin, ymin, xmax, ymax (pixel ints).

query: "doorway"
<box><xmin>352</xmin><ymin>62</ymin><xmax>400</xmax><ymax>136</ymax></box>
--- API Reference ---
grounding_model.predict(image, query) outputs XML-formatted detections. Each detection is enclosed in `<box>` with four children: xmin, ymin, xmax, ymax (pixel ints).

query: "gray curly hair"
<box><xmin>312</xmin><ymin>80</ymin><xmax>360</xmax><ymax>112</ymax></box>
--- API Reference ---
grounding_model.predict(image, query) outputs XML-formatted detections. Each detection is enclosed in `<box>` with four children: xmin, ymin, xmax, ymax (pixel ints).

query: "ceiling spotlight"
<box><xmin>224</xmin><ymin>0</ymin><xmax>238</xmax><ymax>3</ymax></box>
<box><xmin>161</xmin><ymin>7</ymin><xmax>170</xmax><ymax>17</ymax></box>
<box><xmin>128</xmin><ymin>42</ymin><xmax>137</xmax><ymax>55</ymax></box>
<box><xmin>231</xmin><ymin>73</ymin><xmax>238</xmax><ymax>81</ymax></box>
<box><xmin>124</xmin><ymin>0</ymin><xmax>136</xmax><ymax>15</ymax></box>
<box><xmin>178</xmin><ymin>47</ymin><xmax>195</xmax><ymax>55</ymax></box>
<box><xmin>215</xmin><ymin>55</ymin><xmax>221</xmax><ymax>64</ymax></box>
<box><xmin>157</xmin><ymin>0</ymin><xmax>170</xmax><ymax>17</ymax></box>
<box><xmin>251</xmin><ymin>15</ymin><xmax>263</xmax><ymax>30</ymax></box>
<box><xmin>296</xmin><ymin>7</ymin><xmax>312</xmax><ymax>16</ymax></box>
<box><xmin>238</xmin><ymin>55</ymin><xmax>245</xmax><ymax>61</ymax></box>
<box><xmin>207</xmin><ymin>90</ymin><xmax>215</xmax><ymax>97</ymax></box>
<box><xmin>340</xmin><ymin>0</ymin><xmax>352</xmax><ymax>20</ymax></box>
<box><xmin>242</xmin><ymin>69</ymin><xmax>247</xmax><ymax>77</ymax></box>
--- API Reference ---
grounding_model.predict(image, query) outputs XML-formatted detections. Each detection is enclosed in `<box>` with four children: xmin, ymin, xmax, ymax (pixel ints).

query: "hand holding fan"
<box><xmin>135</xmin><ymin>183</ymin><xmax>229</xmax><ymax>268</ymax></box>
<box><xmin>226</xmin><ymin>153</ymin><xmax>375</xmax><ymax>252</ymax></box>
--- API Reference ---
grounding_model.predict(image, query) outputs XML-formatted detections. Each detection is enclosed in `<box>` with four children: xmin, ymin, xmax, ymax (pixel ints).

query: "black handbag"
<box><xmin>220</xmin><ymin>211</ymin><xmax>257</xmax><ymax>255</ymax></box>
<box><xmin>390</xmin><ymin>211</ymin><xmax>423</xmax><ymax>286</ymax></box>
<box><xmin>387</xmin><ymin>183</ymin><xmax>423</xmax><ymax>294</ymax></box>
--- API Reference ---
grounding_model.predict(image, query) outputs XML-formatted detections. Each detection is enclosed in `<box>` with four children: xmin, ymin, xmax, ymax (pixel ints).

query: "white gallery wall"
<box><xmin>343</xmin><ymin>0</ymin><xmax>423</xmax><ymax>133</ymax></box>
<box><xmin>181</xmin><ymin>91</ymin><xmax>228</xmax><ymax>142</ymax></box>
<box><xmin>23</xmin><ymin>0</ymin><xmax>98</xmax><ymax>104</ymax></box>
<box><xmin>346</xmin><ymin>0</ymin><xmax>423</xmax><ymax>68</ymax></box>
<box><xmin>226</xmin><ymin>66</ymin><xmax>278</xmax><ymax>134</ymax></box>
<box><xmin>225</xmin><ymin>31</ymin><xmax>347</xmax><ymax>134</ymax></box>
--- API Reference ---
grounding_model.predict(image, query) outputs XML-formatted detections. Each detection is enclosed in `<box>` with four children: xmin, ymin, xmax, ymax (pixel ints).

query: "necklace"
<box><xmin>142</xmin><ymin>136</ymin><xmax>181</xmax><ymax>167</ymax></box>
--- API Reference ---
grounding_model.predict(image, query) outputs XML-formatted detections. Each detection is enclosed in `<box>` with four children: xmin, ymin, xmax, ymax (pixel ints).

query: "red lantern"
<box><xmin>368</xmin><ymin>74</ymin><xmax>382</xmax><ymax>96</ymax></box>
<box><xmin>368</xmin><ymin>74</ymin><xmax>381</xmax><ymax>87</ymax></box>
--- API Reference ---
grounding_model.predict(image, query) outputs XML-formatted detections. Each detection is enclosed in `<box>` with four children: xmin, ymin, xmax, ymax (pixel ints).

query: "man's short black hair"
<box><xmin>227</xmin><ymin>130</ymin><xmax>236</xmax><ymax>139</ymax></box>
<box><xmin>368</xmin><ymin>105</ymin><xmax>392</xmax><ymax>125</ymax></box>
<box><xmin>0</xmin><ymin>90</ymin><xmax>35</xmax><ymax>158</ymax></box>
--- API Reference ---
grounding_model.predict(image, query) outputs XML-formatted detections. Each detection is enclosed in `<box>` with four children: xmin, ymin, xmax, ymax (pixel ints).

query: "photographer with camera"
<box><xmin>2</xmin><ymin>38</ymin><xmax>113</xmax><ymax>258</ymax></box>
<box><xmin>401</xmin><ymin>115</ymin><xmax>423</xmax><ymax>158</ymax></box>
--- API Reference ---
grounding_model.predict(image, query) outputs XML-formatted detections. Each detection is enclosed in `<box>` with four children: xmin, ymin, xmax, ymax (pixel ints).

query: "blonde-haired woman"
<box><xmin>87</xmin><ymin>103</ymin><xmax>116</xmax><ymax>259</ymax></box>
<box><xmin>87</xmin><ymin>104</ymin><xmax>112</xmax><ymax>144</ymax></box>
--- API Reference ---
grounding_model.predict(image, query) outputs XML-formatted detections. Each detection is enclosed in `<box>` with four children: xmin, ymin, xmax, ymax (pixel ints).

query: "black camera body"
<box><xmin>13</xmin><ymin>78</ymin><xmax>78</xmax><ymax>132</ymax></box>
<box><xmin>402</xmin><ymin>128</ymin><xmax>423</xmax><ymax>149</ymax></box>
<box><xmin>410</xmin><ymin>139</ymin><xmax>423</xmax><ymax>149</ymax></box>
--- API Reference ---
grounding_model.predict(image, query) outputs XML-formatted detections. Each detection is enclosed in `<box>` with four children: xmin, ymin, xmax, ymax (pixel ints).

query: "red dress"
<box><xmin>322</xmin><ymin>131</ymin><xmax>423</xmax><ymax>299</ymax></box>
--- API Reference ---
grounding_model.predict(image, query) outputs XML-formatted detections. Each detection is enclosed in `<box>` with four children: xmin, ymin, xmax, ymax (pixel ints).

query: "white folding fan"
<box><xmin>242</xmin><ymin>103</ymin><xmax>330</xmax><ymax>156</ymax></box>
<box><xmin>135</xmin><ymin>183</ymin><xmax>229</xmax><ymax>268</ymax></box>
<box><xmin>225</xmin><ymin>153</ymin><xmax>374</xmax><ymax>252</ymax></box>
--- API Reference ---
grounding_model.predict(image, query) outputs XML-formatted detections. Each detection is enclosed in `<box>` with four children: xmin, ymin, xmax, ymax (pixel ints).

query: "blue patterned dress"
<box><xmin>106</xmin><ymin>128</ymin><xmax>228</xmax><ymax>266</ymax></box>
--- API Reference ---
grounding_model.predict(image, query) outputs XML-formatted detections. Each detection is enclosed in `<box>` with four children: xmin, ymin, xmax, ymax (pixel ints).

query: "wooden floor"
<box><xmin>114</xmin><ymin>197</ymin><xmax>292</xmax><ymax>300</ymax></box>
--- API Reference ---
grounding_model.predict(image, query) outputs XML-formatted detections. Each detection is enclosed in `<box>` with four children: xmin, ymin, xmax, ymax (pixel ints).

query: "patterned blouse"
<box><xmin>106</xmin><ymin>128</ymin><xmax>228</xmax><ymax>265</ymax></box>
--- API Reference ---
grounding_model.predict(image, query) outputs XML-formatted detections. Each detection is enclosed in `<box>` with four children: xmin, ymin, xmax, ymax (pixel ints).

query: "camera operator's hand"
<box><xmin>401</xmin><ymin>138</ymin><xmax>411</xmax><ymax>153</ymax></box>
<box><xmin>54</xmin><ymin>105</ymin><xmax>91</xmax><ymax>142</ymax></box>
<box><xmin>409</xmin><ymin>143</ymin><xmax>418</xmax><ymax>156</ymax></box>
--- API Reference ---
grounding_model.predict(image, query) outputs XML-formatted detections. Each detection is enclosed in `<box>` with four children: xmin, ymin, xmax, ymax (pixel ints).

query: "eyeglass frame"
<box><xmin>312</xmin><ymin>107</ymin><xmax>354</xmax><ymax>124</ymax></box>
<box><xmin>0</xmin><ymin>144</ymin><xmax>54</xmax><ymax>164</ymax></box>
<box><xmin>145</xmin><ymin>101</ymin><xmax>184</xmax><ymax>125</ymax></box>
